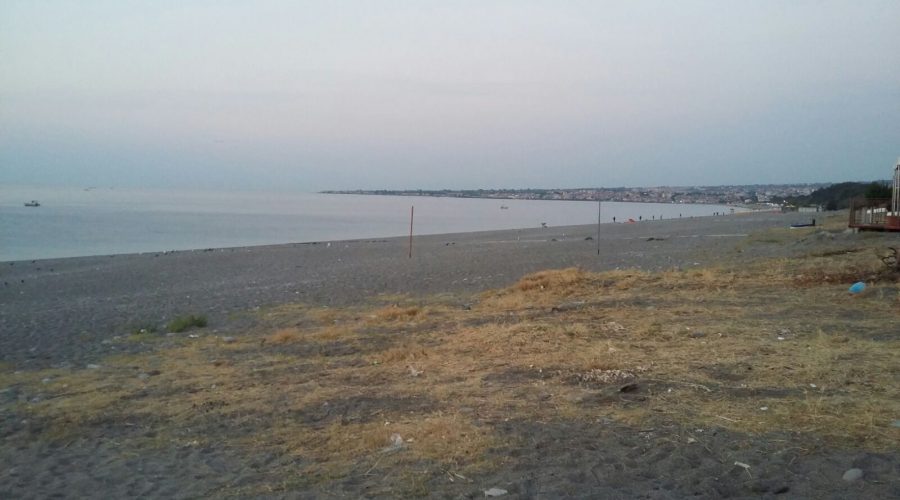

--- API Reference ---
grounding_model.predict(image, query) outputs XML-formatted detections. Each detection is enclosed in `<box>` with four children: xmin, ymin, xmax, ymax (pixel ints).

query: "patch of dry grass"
<box><xmin>370</xmin><ymin>305</ymin><xmax>422</xmax><ymax>322</ymax></box>
<box><xmin>267</xmin><ymin>328</ymin><xmax>301</xmax><ymax>344</ymax></box>
<box><xmin>513</xmin><ymin>267</ymin><xmax>586</xmax><ymax>292</ymax></box>
<box><xmin>310</xmin><ymin>325</ymin><xmax>356</xmax><ymax>342</ymax></box>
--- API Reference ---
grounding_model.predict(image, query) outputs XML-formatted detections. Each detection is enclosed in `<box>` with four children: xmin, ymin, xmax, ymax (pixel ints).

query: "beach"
<box><xmin>2</xmin><ymin>211</ymin><xmax>899</xmax><ymax>499</ymax></box>
<box><xmin>4</xmin><ymin>212</ymin><xmax>800</xmax><ymax>368</ymax></box>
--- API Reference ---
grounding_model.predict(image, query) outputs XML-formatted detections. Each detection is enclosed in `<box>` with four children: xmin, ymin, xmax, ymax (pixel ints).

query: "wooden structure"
<box><xmin>849</xmin><ymin>158</ymin><xmax>900</xmax><ymax>232</ymax></box>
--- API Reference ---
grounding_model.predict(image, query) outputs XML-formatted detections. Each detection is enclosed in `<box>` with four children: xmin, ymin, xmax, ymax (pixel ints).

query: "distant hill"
<box><xmin>780</xmin><ymin>181</ymin><xmax>891</xmax><ymax>210</ymax></box>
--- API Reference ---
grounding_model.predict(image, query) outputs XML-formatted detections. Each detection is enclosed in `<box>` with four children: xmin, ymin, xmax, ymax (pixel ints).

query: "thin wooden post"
<box><xmin>597</xmin><ymin>200</ymin><xmax>602</xmax><ymax>255</ymax></box>
<box><xmin>408</xmin><ymin>206</ymin><xmax>414</xmax><ymax>258</ymax></box>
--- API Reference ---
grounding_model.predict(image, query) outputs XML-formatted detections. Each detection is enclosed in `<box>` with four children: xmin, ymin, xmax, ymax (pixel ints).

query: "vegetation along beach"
<box><xmin>2</xmin><ymin>211</ymin><xmax>898</xmax><ymax>498</ymax></box>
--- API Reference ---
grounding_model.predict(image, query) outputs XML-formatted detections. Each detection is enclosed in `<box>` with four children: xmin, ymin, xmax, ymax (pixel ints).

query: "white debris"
<box><xmin>383</xmin><ymin>433</ymin><xmax>405</xmax><ymax>452</ymax></box>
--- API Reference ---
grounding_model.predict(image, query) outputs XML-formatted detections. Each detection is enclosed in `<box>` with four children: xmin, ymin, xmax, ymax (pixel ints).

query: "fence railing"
<box><xmin>849</xmin><ymin>198</ymin><xmax>893</xmax><ymax>228</ymax></box>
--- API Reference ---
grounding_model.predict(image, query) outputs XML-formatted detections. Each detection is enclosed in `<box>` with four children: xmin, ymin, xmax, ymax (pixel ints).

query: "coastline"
<box><xmin>3</xmin><ymin>211</ymin><xmax>813</xmax><ymax>368</ymax></box>
<box><xmin>1</xmin><ymin>185</ymin><xmax>747</xmax><ymax>262</ymax></box>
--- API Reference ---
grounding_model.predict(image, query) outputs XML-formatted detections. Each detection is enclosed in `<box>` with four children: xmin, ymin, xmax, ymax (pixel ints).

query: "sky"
<box><xmin>1</xmin><ymin>1</ymin><xmax>898</xmax><ymax>192</ymax></box>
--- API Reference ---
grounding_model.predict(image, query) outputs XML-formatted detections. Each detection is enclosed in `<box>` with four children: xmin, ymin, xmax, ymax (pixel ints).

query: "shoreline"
<box><xmin>1</xmin><ymin>201</ymin><xmax>753</xmax><ymax>263</ymax></box>
<box><xmin>1</xmin><ymin>211</ymin><xmax>760</xmax><ymax>265</ymax></box>
<box><xmin>2</xmin><ymin>211</ymin><xmax>818</xmax><ymax>368</ymax></box>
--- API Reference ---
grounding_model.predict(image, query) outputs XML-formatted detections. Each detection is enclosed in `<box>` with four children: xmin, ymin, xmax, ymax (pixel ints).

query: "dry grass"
<box><xmin>370</xmin><ymin>305</ymin><xmax>422</xmax><ymax>322</ymax></box>
<box><xmin>310</xmin><ymin>325</ymin><xmax>356</xmax><ymax>342</ymax></box>
<box><xmin>267</xmin><ymin>328</ymin><xmax>301</xmax><ymax>344</ymax></box>
<box><xmin>4</xmin><ymin>219</ymin><xmax>899</xmax><ymax>493</ymax></box>
<box><xmin>513</xmin><ymin>267</ymin><xmax>586</xmax><ymax>292</ymax></box>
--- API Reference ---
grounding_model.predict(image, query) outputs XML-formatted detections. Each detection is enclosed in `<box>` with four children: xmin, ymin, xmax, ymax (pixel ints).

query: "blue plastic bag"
<box><xmin>848</xmin><ymin>282</ymin><xmax>866</xmax><ymax>294</ymax></box>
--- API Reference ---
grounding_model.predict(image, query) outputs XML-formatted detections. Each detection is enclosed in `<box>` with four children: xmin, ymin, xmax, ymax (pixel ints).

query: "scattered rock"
<box><xmin>383</xmin><ymin>433</ymin><xmax>405</xmax><ymax>452</ymax></box>
<box><xmin>734</xmin><ymin>461</ymin><xmax>751</xmax><ymax>471</ymax></box>
<box><xmin>842</xmin><ymin>468</ymin><xmax>863</xmax><ymax>482</ymax></box>
<box><xmin>221</xmin><ymin>336</ymin><xmax>236</xmax><ymax>343</ymax></box>
<box><xmin>688</xmin><ymin>331</ymin><xmax>707</xmax><ymax>338</ymax></box>
<box><xmin>774</xmin><ymin>485</ymin><xmax>790</xmax><ymax>494</ymax></box>
<box><xmin>484</xmin><ymin>487</ymin><xmax>508</xmax><ymax>497</ymax></box>
<box><xmin>137</xmin><ymin>372</ymin><xmax>151</xmax><ymax>381</ymax></box>
<box><xmin>86</xmin><ymin>364</ymin><xmax>100</xmax><ymax>369</ymax></box>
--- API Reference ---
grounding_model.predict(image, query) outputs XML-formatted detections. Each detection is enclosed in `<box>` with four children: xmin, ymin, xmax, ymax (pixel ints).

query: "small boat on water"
<box><xmin>24</xmin><ymin>200</ymin><xmax>41</xmax><ymax>207</ymax></box>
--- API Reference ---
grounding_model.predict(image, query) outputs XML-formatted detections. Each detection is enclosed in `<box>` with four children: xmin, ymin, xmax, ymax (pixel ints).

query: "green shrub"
<box><xmin>167</xmin><ymin>315</ymin><xmax>208</xmax><ymax>333</ymax></box>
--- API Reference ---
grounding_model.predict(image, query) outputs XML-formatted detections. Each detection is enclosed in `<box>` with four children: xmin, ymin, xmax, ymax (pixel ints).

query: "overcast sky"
<box><xmin>2</xmin><ymin>1</ymin><xmax>898</xmax><ymax>191</ymax></box>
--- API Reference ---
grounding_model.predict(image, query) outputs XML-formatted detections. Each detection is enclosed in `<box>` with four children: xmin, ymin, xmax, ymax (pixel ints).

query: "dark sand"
<box><xmin>2</xmin><ymin>211</ymin><xmax>898</xmax><ymax>499</ymax></box>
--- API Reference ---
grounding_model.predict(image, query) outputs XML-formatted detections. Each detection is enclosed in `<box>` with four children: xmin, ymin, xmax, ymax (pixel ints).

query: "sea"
<box><xmin>0</xmin><ymin>185</ymin><xmax>742</xmax><ymax>262</ymax></box>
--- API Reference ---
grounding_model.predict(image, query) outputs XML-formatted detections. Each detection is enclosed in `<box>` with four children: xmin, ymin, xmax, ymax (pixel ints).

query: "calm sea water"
<box><xmin>0</xmin><ymin>185</ymin><xmax>740</xmax><ymax>261</ymax></box>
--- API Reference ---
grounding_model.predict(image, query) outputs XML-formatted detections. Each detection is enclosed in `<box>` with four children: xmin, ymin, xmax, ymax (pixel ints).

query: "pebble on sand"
<box><xmin>382</xmin><ymin>433</ymin><xmax>405</xmax><ymax>453</ymax></box>
<box><xmin>842</xmin><ymin>468</ymin><xmax>863</xmax><ymax>482</ymax></box>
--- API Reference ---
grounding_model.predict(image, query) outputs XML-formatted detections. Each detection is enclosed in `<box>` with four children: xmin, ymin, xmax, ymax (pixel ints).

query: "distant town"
<box><xmin>322</xmin><ymin>184</ymin><xmax>829</xmax><ymax>206</ymax></box>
